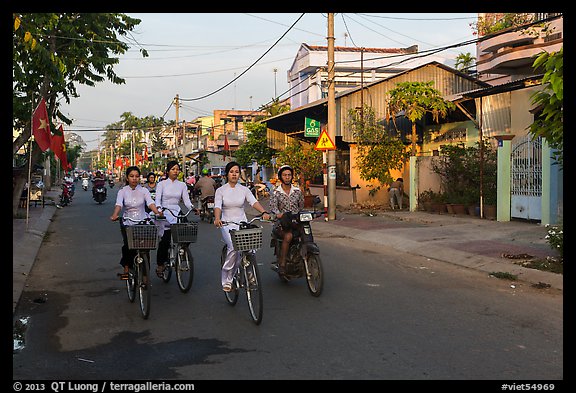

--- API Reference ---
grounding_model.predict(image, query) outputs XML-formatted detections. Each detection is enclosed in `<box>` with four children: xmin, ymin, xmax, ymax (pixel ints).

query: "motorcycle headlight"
<box><xmin>299</xmin><ymin>212</ymin><xmax>313</xmax><ymax>222</ymax></box>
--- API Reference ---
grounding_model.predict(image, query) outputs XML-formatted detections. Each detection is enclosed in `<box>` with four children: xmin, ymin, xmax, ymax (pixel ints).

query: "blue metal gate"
<box><xmin>510</xmin><ymin>135</ymin><xmax>542</xmax><ymax>220</ymax></box>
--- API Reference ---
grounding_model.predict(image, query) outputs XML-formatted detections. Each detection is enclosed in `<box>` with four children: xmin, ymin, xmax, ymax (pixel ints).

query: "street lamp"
<box><xmin>273</xmin><ymin>68</ymin><xmax>278</xmax><ymax>98</ymax></box>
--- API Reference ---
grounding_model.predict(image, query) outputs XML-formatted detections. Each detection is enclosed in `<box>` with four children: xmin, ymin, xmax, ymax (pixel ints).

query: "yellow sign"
<box><xmin>314</xmin><ymin>129</ymin><xmax>336</xmax><ymax>150</ymax></box>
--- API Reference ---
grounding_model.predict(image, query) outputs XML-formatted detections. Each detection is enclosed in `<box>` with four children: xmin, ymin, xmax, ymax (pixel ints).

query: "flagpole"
<box><xmin>26</xmin><ymin>98</ymin><xmax>34</xmax><ymax>230</ymax></box>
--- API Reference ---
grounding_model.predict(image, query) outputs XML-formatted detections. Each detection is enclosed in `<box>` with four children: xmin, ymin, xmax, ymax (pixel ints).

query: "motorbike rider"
<box><xmin>194</xmin><ymin>168</ymin><xmax>217</xmax><ymax>207</ymax></box>
<box><xmin>92</xmin><ymin>170</ymin><xmax>107</xmax><ymax>198</ymax></box>
<box><xmin>268</xmin><ymin>165</ymin><xmax>304</xmax><ymax>278</ymax></box>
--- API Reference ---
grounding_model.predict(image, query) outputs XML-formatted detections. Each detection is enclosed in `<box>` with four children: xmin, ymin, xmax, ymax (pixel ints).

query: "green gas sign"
<box><xmin>304</xmin><ymin>117</ymin><xmax>320</xmax><ymax>137</ymax></box>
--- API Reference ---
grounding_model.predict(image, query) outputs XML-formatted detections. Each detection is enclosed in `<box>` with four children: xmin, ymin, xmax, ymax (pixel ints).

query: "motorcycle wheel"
<box><xmin>304</xmin><ymin>254</ymin><xmax>324</xmax><ymax>297</ymax></box>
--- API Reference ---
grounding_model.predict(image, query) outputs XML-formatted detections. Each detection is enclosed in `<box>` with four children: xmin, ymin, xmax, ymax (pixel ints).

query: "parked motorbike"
<box><xmin>270</xmin><ymin>205</ymin><xmax>324</xmax><ymax>297</ymax></box>
<box><xmin>82</xmin><ymin>178</ymin><xmax>89</xmax><ymax>191</ymax></box>
<box><xmin>199</xmin><ymin>195</ymin><xmax>215</xmax><ymax>223</ymax></box>
<box><xmin>93</xmin><ymin>185</ymin><xmax>107</xmax><ymax>204</ymax></box>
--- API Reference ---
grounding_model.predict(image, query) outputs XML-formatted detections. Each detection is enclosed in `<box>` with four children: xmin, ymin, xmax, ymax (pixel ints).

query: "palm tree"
<box><xmin>455</xmin><ymin>52</ymin><xmax>476</xmax><ymax>73</ymax></box>
<box><xmin>387</xmin><ymin>81</ymin><xmax>456</xmax><ymax>156</ymax></box>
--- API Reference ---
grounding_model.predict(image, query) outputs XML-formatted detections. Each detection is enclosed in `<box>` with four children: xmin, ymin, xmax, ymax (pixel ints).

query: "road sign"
<box><xmin>305</xmin><ymin>117</ymin><xmax>321</xmax><ymax>137</ymax></box>
<box><xmin>314</xmin><ymin>129</ymin><xmax>336</xmax><ymax>150</ymax></box>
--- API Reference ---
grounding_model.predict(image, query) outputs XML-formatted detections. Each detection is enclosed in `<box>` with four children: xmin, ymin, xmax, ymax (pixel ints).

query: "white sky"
<box><xmin>58</xmin><ymin>13</ymin><xmax>479</xmax><ymax>150</ymax></box>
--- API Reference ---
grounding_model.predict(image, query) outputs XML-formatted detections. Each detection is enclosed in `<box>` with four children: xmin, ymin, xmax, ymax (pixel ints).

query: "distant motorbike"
<box><xmin>199</xmin><ymin>195</ymin><xmax>215</xmax><ymax>224</ymax></box>
<box><xmin>248</xmin><ymin>181</ymin><xmax>270</xmax><ymax>200</ymax></box>
<box><xmin>93</xmin><ymin>185</ymin><xmax>107</xmax><ymax>204</ymax></box>
<box><xmin>108</xmin><ymin>178</ymin><xmax>114</xmax><ymax>188</ymax></box>
<box><xmin>270</xmin><ymin>204</ymin><xmax>324</xmax><ymax>297</ymax></box>
<box><xmin>59</xmin><ymin>181</ymin><xmax>74</xmax><ymax>207</ymax></box>
<box><xmin>82</xmin><ymin>178</ymin><xmax>89</xmax><ymax>191</ymax></box>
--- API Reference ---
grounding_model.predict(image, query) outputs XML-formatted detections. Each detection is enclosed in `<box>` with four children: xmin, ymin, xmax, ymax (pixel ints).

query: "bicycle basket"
<box><xmin>171</xmin><ymin>222</ymin><xmax>199</xmax><ymax>243</ymax></box>
<box><xmin>126</xmin><ymin>224</ymin><xmax>158</xmax><ymax>250</ymax></box>
<box><xmin>230</xmin><ymin>227</ymin><xmax>263</xmax><ymax>252</ymax></box>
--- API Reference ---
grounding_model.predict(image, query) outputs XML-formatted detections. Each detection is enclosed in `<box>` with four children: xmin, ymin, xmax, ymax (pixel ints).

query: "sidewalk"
<box><xmin>13</xmin><ymin>188</ymin><xmax>60</xmax><ymax>313</ymax></box>
<box><xmin>13</xmin><ymin>195</ymin><xmax>562</xmax><ymax>314</ymax></box>
<box><xmin>249</xmin><ymin>200</ymin><xmax>563</xmax><ymax>292</ymax></box>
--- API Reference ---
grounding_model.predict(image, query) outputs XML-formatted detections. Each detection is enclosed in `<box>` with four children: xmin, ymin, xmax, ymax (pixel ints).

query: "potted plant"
<box><xmin>418</xmin><ymin>189</ymin><xmax>435</xmax><ymax>212</ymax></box>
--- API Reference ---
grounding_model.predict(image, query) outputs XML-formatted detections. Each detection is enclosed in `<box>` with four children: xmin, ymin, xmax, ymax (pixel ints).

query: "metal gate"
<box><xmin>510</xmin><ymin>134</ymin><xmax>542</xmax><ymax>220</ymax></box>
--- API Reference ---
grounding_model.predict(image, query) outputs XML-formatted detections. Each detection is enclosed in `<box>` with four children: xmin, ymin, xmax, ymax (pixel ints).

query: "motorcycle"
<box><xmin>108</xmin><ymin>178</ymin><xmax>114</xmax><ymax>188</ymax></box>
<box><xmin>82</xmin><ymin>178</ymin><xmax>89</xmax><ymax>191</ymax></box>
<box><xmin>93</xmin><ymin>185</ymin><xmax>107</xmax><ymax>204</ymax></box>
<box><xmin>199</xmin><ymin>195</ymin><xmax>215</xmax><ymax>223</ymax></box>
<box><xmin>248</xmin><ymin>180</ymin><xmax>270</xmax><ymax>200</ymax></box>
<box><xmin>59</xmin><ymin>181</ymin><xmax>74</xmax><ymax>207</ymax></box>
<box><xmin>270</xmin><ymin>205</ymin><xmax>324</xmax><ymax>297</ymax></box>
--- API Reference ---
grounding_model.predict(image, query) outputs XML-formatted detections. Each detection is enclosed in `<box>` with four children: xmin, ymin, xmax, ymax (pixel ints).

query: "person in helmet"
<box><xmin>193</xmin><ymin>167</ymin><xmax>217</xmax><ymax>202</ymax></box>
<box><xmin>268</xmin><ymin>165</ymin><xmax>304</xmax><ymax>278</ymax></box>
<box><xmin>92</xmin><ymin>170</ymin><xmax>107</xmax><ymax>198</ymax></box>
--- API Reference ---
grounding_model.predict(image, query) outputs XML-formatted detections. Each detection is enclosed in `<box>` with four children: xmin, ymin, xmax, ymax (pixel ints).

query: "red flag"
<box><xmin>143</xmin><ymin>146</ymin><xmax>148</xmax><ymax>161</ymax></box>
<box><xmin>224</xmin><ymin>133</ymin><xmax>230</xmax><ymax>152</ymax></box>
<box><xmin>115</xmin><ymin>157</ymin><xmax>123</xmax><ymax>168</ymax></box>
<box><xmin>32</xmin><ymin>97</ymin><xmax>52</xmax><ymax>151</ymax></box>
<box><xmin>50</xmin><ymin>125</ymin><xmax>68</xmax><ymax>170</ymax></box>
<box><xmin>135</xmin><ymin>152</ymin><xmax>142</xmax><ymax>165</ymax></box>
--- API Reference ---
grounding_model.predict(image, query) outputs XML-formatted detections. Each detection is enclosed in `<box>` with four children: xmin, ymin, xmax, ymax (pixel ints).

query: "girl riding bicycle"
<box><xmin>214</xmin><ymin>161</ymin><xmax>270</xmax><ymax>292</ymax></box>
<box><xmin>110</xmin><ymin>166</ymin><xmax>163</xmax><ymax>280</ymax></box>
<box><xmin>154</xmin><ymin>161</ymin><xmax>196</xmax><ymax>278</ymax></box>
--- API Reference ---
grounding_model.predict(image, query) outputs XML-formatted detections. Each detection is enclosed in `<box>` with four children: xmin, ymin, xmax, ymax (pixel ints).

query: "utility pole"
<box><xmin>174</xmin><ymin>94</ymin><xmax>179</xmax><ymax>161</ymax></box>
<box><xmin>327</xmin><ymin>13</ymin><xmax>337</xmax><ymax>220</ymax></box>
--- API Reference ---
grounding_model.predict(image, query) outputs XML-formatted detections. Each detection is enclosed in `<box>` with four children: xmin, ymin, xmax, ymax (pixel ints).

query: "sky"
<box><xmin>58</xmin><ymin>13</ymin><xmax>479</xmax><ymax>151</ymax></box>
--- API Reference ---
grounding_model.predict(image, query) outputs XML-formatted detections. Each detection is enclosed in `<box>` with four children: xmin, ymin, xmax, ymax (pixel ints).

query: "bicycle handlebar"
<box><xmin>115</xmin><ymin>216</ymin><xmax>155</xmax><ymax>225</ymax></box>
<box><xmin>221</xmin><ymin>212</ymin><xmax>273</xmax><ymax>227</ymax></box>
<box><xmin>155</xmin><ymin>206</ymin><xmax>197</xmax><ymax>219</ymax></box>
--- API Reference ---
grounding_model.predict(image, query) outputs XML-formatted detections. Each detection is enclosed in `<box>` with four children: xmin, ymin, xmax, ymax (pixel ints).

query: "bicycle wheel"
<box><xmin>176</xmin><ymin>245</ymin><xmax>194</xmax><ymax>293</ymax></box>
<box><xmin>221</xmin><ymin>245</ymin><xmax>238</xmax><ymax>305</ymax></box>
<box><xmin>304</xmin><ymin>253</ymin><xmax>324</xmax><ymax>297</ymax></box>
<box><xmin>137</xmin><ymin>253</ymin><xmax>151</xmax><ymax>319</ymax></box>
<box><xmin>243</xmin><ymin>255</ymin><xmax>263</xmax><ymax>325</ymax></box>
<box><xmin>126</xmin><ymin>265</ymin><xmax>136</xmax><ymax>303</ymax></box>
<box><xmin>162</xmin><ymin>245</ymin><xmax>173</xmax><ymax>283</ymax></box>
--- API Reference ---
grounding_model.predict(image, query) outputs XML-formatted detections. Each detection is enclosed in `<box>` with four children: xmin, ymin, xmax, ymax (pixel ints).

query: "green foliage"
<box><xmin>387</xmin><ymin>81</ymin><xmax>456</xmax><ymax>156</ymax></box>
<box><xmin>545</xmin><ymin>224</ymin><xmax>563</xmax><ymax>260</ymax></box>
<box><xmin>348</xmin><ymin>106</ymin><xmax>409</xmax><ymax>196</ymax></box>
<box><xmin>529</xmin><ymin>47</ymin><xmax>563</xmax><ymax>168</ymax></box>
<box><xmin>276</xmin><ymin>139</ymin><xmax>322</xmax><ymax>193</ymax></box>
<box><xmin>234</xmin><ymin>122</ymin><xmax>275</xmax><ymax>167</ymax></box>
<box><xmin>455</xmin><ymin>52</ymin><xmax>476</xmax><ymax>72</ymax></box>
<box><xmin>431</xmin><ymin>141</ymin><xmax>497</xmax><ymax>205</ymax></box>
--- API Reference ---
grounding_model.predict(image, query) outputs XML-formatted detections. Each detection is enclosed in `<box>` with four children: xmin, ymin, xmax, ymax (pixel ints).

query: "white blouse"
<box><xmin>155</xmin><ymin>178</ymin><xmax>193</xmax><ymax>224</ymax></box>
<box><xmin>214</xmin><ymin>182</ymin><xmax>257</xmax><ymax>223</ymax></box>
<box><xmin>115</xmin><ymin>184</ymin><xmax>155</xmax><ymax>225</ymax></box>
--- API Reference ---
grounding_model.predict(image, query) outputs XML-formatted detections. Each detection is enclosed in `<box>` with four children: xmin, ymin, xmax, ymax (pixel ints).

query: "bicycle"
<box><xmin>155</xmin><ymin>207</ymin><xmax>198</xmax><ymax>293</ymax></box>
<box><xmin>220</xmin><ymin>214</ymin><xmax>269</xmax><ymax>325</ymax></box>
<box><xmin>119</xmin><ymin>216</ymin><xmax>159</xmax><ymax>320</ymax></box>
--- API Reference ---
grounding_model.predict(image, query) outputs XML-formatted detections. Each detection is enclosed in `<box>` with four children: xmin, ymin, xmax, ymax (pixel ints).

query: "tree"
<box><xmin>455</xmin><ymin>52</ymin><xmax>476</xmax><ymax>73</ymax></box>
<box><xmin>234</xmin><ymin>122</ymin><xmax>275</xmax><ymax>168</ymax></box>
<box><xmin>348</xmin><ymin>106</ymin><xmax>409</xmax><ymax>196</ymax></box>
<box><xmin>259</xmin><ymin>98</ymin><xmax>290</xmax><ymax>118</ymax></box>
<box><xmin>529</xmin><ymin>47</ymin><xmax>563</xmax><ymax>168</ymax></box>
<box><xmin>12</xmin><ymin>13</ymin><xmax>146</xmax><ymax>215</ymax></box>
<box><xmin>387</xmin><ymin>81</ymin><xmax>456</xmax><ymax>156</ymax></box>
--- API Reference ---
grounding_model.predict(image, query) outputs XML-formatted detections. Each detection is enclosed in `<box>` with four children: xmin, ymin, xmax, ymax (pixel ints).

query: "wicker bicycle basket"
<box><xmin>126</xmin><ymin>224</ymin><xmax>159</xmax><ymax>250</ymax></box>
<box><xmin>230</xmin><ymin>227</ymin><xmax>263</xmax><ymax>252</ymax></box>
<box><xmin>171</xmin><ymin>222</ymin><xmax>199</xmax><ymax>243</ymax></box>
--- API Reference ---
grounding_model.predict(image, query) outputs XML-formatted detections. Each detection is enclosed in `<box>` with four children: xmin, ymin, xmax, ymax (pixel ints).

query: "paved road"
<box><xmin>13</xmin><ymin>189</ymin><xmax>562</xmax><ymax>314</ymax></box>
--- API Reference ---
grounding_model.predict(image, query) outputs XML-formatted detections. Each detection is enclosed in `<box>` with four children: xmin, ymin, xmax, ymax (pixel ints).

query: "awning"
<box><xmin>185</xmin><ymin>153</ymin><xmax>201</xmax><ymax>162</ymax></box>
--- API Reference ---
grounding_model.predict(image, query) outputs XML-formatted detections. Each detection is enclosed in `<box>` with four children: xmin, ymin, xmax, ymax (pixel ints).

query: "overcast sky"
<box><xmin>58</xmin><ymin>13</ymin><xmax>479</xmax><ymax>150</ymax></box>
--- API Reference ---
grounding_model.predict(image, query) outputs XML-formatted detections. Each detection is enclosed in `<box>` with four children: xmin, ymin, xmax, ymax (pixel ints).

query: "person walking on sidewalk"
<box><xmin>389</xmin><ymin>178</ymin><xmax>404</xmax><ymax>210</ymax></box>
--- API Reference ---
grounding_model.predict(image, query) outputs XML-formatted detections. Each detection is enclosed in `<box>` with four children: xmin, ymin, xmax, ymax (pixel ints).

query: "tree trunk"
<box><xmin>411</xmin><ymin>123</ymin><xmax>417</xmax><ymax>156</ymax></box>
